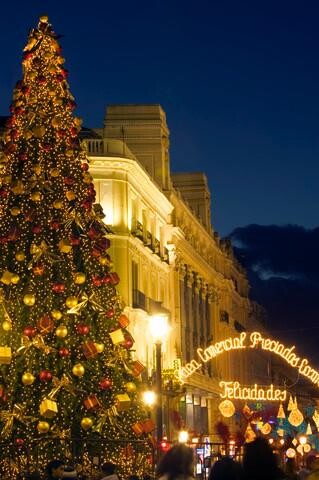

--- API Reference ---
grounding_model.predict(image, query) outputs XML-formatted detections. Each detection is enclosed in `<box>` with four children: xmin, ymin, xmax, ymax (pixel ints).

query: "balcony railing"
<box><xmin>84</xmin><ymin>138</ymin><xmax>136</xmax><ymax>159</ymax></box>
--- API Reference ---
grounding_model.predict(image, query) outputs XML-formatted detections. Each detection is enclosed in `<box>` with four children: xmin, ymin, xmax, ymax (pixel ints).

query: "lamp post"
<box><xmin>149</xmin><ymin>314</ymin><xmax>169</xmax><ymax>443</ymax></box>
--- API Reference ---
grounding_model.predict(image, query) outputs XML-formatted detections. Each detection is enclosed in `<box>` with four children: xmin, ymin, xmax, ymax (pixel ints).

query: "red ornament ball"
<box><xmin>50</xmin><ymin>220</ymin><xmax>61</xmax><ymax>231</ymax></box>
<box><xmin>99</xmin><ymin>377</ymin><xmax>113</xmax><ymax>390</ymax></box>
<box><xmin>123</xmin><ymin>336</ymin><xmax>134</xmax><ymax>350</ymax></box>
<box><xmin>52</xmin><ymin>282</ymin><xmax>65</xmax><ymax>293</ymax></box>
<box><xmin>32</xmin><ymin>225</ymin><xmax>42</xmax><ymax>234</ymax></box>
<box><xmin>92</xmin><ymin>275</ymin><xmax>102</xmax><ymax>287</ymax></box>
<box><xmin>76</xmin><ymin>323</ymin><xmax>90</xmax><ymax>335</ymax></box>
<box><xmin>15</xmin><ymin>438</ymin><xmax>24</xmax><ymax>447</ymax></box>
<box><xmin>70</xmin><ymin>236</ymin><xmax>81</xmax><ymax>246</ymax></box>
<box><xmin>82</xmin><ymin>199</ymin><xmax>92</xmax><ymax>210</ymax></box>
<box><xmin>39</xmin><ymin>370</ymin><xmax>52</xmax><ymax>382</ymax></box>
<box><xmin>58</xmin><ymin>347</ymin><xmax>70</xmax><ymax>358</ymax></box>
<box><xmin>18</xmin><ymin>152</ymin><xmax>28</xmax><ymax>162</ymax></box>
<box><xmin>63</xmin><ymin>176</ymin><xmax>74</xmax><ymax>186</ymax></box>
<box><xmin>81</xmin><ymin>162</ymin><xmax>89</xmax><ymax>171</ymax></box>
<box><xmin>105</xmin><ymin>309</ymin><xmax>114</xmax><ymax>318</ymax></box>
<box><xmin>23</xmin><ymin>326</ymin><xmax>37</xmax><ymax>338</ymax></box>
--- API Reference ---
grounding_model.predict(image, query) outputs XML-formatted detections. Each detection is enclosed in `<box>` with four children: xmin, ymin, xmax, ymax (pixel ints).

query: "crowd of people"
<box><xmin>155</xmin><ymin>438</ymin><xmax>319</xmax><ymax>480</ymax></box>
<box><xmin>16</xmin><ymin>438</ymin><xmax>319</xmax><ymax>480</ymax></box>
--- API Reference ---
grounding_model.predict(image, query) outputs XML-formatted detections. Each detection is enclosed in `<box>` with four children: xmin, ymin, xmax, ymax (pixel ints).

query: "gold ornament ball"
<box><xmin>22</xmin><ymin>372</ymin><xmax>35</xmax><ymax>385</ymax></box>
<box><xmin>95</xmin><ymin>343</ymin><xmax>104</xmax><ymax>353</ymax></box>
<box><xmin>66</xmin><ymin>190</ymin><xmax>76</xmax><ymax>201</ymax></box>
<box><xmin>99</xmin><ymin>256</ymin><xmax>109</xmax><ymax>266</ymax></box>
<box><xmin>11</xmin><ymin>274</ymin><xmax>20</xmax><ymax>285</ymax></box>
<box><xmin>50</xmin><ymin>168</ymin><xmax>60</xmax><ymax>178</ymax></box>
<box><xmin>33</xmin><ymin>164</ymin><xmax>42</xmax><ymax>175</ymax></box>
<box><xmin>15</xmin><ymin>251</ymin><xmax>25</xmax><ymax>262</ymax></box>
<box><xmin>23</xmin><ymin>293</ymin><xmax>36</xmax><ymax>306</ymax></box>
<box><xmin>2</xmin><ymin>320</ymin><xmax>12</xmax><ymax>331</ymax></box>
<box><xmin>65</xmin><ymin>296</ymin><xmax>78</xmax><ymax>308</ymax></box>
<box><xmin>37</xmin><ymin>421</ymin><xmax>50</xmax><ymax>434</ymax></box>
<box><xmin>53</xmin><ymin>200</ymin><xmax>63</xmax><ymax>209</ymax></box>
<box><xmin>40</xmin><ymin>15</ymin><xmax>49</xmax><ymax>23</ymax></box>
<box><xmin>51</xmin><ymin>309</ymin><xmax>62</xmax><ymax>320</ymax></box>
<box><xmin>81</xmin><ymin>417</ymin><xmax>93</xmax><ymax>431</ymax></box>
<box><xmin>72</xmin><ymin>363</ymin><xmax>85</xmax><ymax>377</ymax></box>
<box><xmin>10</xmin><ymin>207</ymin><xmax>20</xmax><ymax>216</ymax></box>
<box><xmin>56</xmin><ymin>325</ymin><xmax>68</xmax><ymax>338</ymax></box>
<box><xmin>31</xmin><ymin>191</ymin><xmax>42</xmax><ymax>202</ymax></box>
<box><xmin>125</xmin><ymin>382</ymin><xmax>137</xmax><ymax>393</ymax></box>
<box><xmin>74</xmin><ymin>272</ymin><xmax>86</xmax><ymax>285</ymax></box>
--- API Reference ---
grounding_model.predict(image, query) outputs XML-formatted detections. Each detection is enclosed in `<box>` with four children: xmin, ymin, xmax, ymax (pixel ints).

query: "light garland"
<box><xmin>176</xmin><ymin>331</ymin><xmax>319</xmax><ymax>389</ymax></box>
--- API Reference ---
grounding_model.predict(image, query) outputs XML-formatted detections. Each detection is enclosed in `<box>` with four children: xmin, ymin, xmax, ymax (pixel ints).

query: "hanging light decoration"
<box><xmin>304</xmin><ymin>444</ymin><xmax>311</xmax><ymax>453</ymax></box>
<box><xmin>287</xmin><ymin>395</ymin><xmax>295</xmax><ymax>412</ymax></box>
<box><xmin>288</xmin><ymin>408</ymin><xmax>304</xmax><ymax>427</ymax></box>
<box><xmin>218</xmin><ymin>399</ymin><xmax>235</xmax><ymax>418</ymax></box>
<box><xmin>261</xmin><ymin>422</ymin><xmax>272</xmax><ymax>435</ymax></box>
<box><xmin>306</xmin><ymin>423</ymin><xmax>312</xmax><ymax>435</ymax></box>
<box><xmin>286</xmin><ymin>448</ymin><xmax>296</xmax><ymax>458</ymax></box>
<box><xmin>245</xmin><ymin>423</ymin><xmax>256</xmax><ymax>443</ymax></box>
<box><xmin>277</xmin><ymin>403</ymin><xmax>286</xmax><ymax>419</ymax></box>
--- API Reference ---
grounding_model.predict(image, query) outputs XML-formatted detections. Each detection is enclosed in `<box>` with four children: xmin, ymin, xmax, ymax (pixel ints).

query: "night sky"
<box><xmin>0</xmin><ymin>2</ymin><xmax>318</xmax><ymax>359</ymax></box>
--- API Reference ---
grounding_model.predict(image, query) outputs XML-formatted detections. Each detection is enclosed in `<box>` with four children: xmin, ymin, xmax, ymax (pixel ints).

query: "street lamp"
<box><xmin>143</xmin><ymin>390</ymin><xmax>156</xmax><ymax>408</ymax></box>
<box><xmin>149</xmin><ymin>314</ymin><xmax>170</xmax><ymax>443</ymax></box>
<box><xmin>178</xmin><ymin>430</ymin><xmax>189</xmax><ymax>443</ymax></box>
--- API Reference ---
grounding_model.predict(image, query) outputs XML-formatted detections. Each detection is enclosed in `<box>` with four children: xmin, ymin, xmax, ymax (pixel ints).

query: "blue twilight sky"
<box><xmin>0</xmin><ymin>0</ymin><xmax>318</xmax><ymax>236</ymax></box>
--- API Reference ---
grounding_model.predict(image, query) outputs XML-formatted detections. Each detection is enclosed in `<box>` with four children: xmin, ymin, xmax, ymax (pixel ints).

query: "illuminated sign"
<box><xmin>219</xmin><ymin>381</ymin><xmax>287</xmax><ymax>402</ymax></box>
<box><xmin>175</xmin><ymin>331</ymin><xmax>319</xmax><ymax>389</ymax></box>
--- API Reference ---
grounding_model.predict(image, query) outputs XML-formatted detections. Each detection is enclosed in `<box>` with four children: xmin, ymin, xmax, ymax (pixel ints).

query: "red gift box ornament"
<box><xmin>132</xmin><ymin>422</ymin><xmax>144</xmax><ymax>436</ymax></box>
<box><xmin>142</xmin><ymin>418</ymin><xmax>155</xmax><ymax>433</ymax></box>
<box><xmin>118</xmin><ymin>314</ymin><xmax>129</xmax><ymax>328</ymax></box>
<box><xmin>131</xmin><ymin>360</ymin><xmax>145</xmax><ymax>377</ymax></box>
<box><xmin>83</xmin><ymin>394</ymin><xmax>101</xmax><ymax>411</ymax></box>
<box><xmin>37</xmin><ymin>314</ymin><xmax>55</xmax><ymax>335</ymax></box>
<box><xmin>109</xmin><ymin>272</ymin><xmax>120</xmax><ymax>285</ymax></box>
<box><xmin>82</xmin><ymin>341</ymin><xmax>98</xmax><ymax>359</ymax></box>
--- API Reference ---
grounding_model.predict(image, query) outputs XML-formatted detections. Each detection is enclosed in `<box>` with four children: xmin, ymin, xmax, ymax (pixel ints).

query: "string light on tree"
<box><xmin>0</xmin><ymin>15</ymin><xmax>151</xmax><ymax>479</ymax></box>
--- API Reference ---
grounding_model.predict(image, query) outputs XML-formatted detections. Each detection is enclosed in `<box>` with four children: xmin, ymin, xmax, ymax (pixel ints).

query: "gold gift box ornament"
<box><xmin>39</xmin><ymin>398</ymin><xmax>58</xmax><ymax>418</ymax></box>
<box><xmin>116</xmin><ymin>393</ymin><xmax>131</xmax><ymax>411</ymax></box>
<box><xmin>109</xmin><ymin>329</ymin><xmax>125</xmax><ymax>345</ymax></box>
<box><xmin>0</xmin><ymin>346</ymin><xmax>12</xmax><ymax>365</ymax></box>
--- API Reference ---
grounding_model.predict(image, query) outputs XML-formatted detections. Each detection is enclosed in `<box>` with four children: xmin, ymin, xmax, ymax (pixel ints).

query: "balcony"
<box><xmin>132</xmin><ymin>289</ymin><xmax>147</xmax><ymax>310</ymax></box>
<box><xmin>84</xmin><ymin>138</ymin><xmax>136</xmax><ymax>160</ymax></box>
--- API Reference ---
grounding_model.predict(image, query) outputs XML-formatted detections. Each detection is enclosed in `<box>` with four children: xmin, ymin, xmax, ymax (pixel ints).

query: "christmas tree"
<box><xmin>0</xmin><ymin>15</ymin><xmax>153</xmax><ymax>478</ymax></box>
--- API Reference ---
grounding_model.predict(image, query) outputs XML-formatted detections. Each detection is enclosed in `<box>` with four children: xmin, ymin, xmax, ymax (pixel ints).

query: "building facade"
<box><xmin>83</xmin><ymin>105</ymin><xmax>270</xmax><ymax>442</ymax></box>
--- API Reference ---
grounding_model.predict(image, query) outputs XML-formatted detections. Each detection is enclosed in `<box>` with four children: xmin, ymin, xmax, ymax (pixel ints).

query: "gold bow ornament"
<box><xmin>47</xmin><ymin>374</ymin><xmax>77</xmax><ymax>399</ymax></box>
<box><xmin>0</xmin><ymin>403</ymin><xmax>36</xmax><ymax>438</ymax></box>
<box><xmin>16</xmin><ymin>334</ymin><xmax>55</xmax><ymax>356</ymax></box>
<box><xmin>67</xmin><ymin>292</ymin><xmax>104</xmax><ymax>315</ymax></box>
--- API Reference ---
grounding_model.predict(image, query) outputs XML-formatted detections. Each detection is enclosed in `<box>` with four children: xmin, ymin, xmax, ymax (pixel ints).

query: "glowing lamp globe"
<box><xmin>142</xmin><ymin>390</ymin><xmax>156</xmax><ymax>407</ymax></box>
<box><xmin>299</xmin><ymin>435</ymin><xmax>307</xmax><ymax>446</ymax></box>
<box><xmin>149</xmin><ymin>314</ymin><xmax>170</xmax><ymax>343</ymax></box>
<box><xmin>286</xmin><ymin>448</ymin><xmax>296</xmax><ymax>458</ymax></box>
